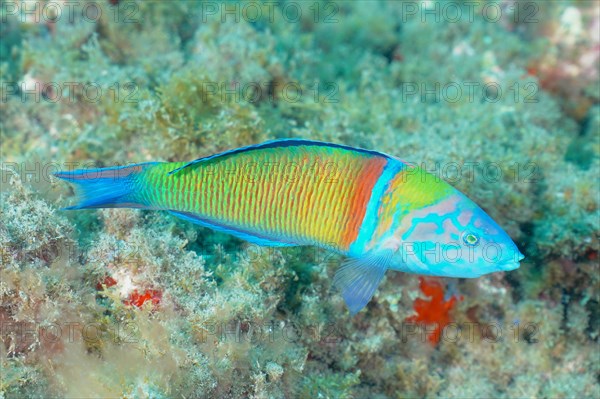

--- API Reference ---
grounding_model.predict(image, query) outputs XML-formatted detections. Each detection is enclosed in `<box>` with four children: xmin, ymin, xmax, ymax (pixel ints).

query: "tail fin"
<box><xmin>54</xmin><ymin>163</ymin><xmax>157</xmax><ymax>210</ymax></box>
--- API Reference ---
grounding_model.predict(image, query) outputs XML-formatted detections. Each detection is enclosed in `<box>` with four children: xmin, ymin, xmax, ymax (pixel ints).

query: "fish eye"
<box><xmin>463</xmin><ymin>232</ymin><xmax>479</xmax><ymax>246</ymax></box>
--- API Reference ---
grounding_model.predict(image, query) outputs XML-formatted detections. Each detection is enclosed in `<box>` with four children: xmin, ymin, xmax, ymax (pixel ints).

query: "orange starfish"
<box><xmin>405</xmin><ymin>277</ymin><xmax>462</xmax><ymax>345</ymax></box>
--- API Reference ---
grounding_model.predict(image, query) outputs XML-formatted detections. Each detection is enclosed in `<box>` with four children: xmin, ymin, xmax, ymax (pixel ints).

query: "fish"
<box><xmin>55</xmin><ymin>139</ymin><xmax>524</xmax><ymax>314</ymax></box>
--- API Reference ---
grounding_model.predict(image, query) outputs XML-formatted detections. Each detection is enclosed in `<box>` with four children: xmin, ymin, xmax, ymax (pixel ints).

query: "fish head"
<box><xmin>396</xmin><ymin>191</ymin><xmax>524</xmax><ymax>278</ymax></box>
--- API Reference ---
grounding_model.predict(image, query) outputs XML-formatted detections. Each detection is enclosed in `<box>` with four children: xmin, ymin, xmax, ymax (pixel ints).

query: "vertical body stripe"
<box><xmin>340</xmin><ymin>158</ymin><xmax>387</xmax><ymax>249</ymax></box>
<box><xmin>367</xmin><ymin>166</ymin><xmax>454</xmax><ymax>249</ymax></box>
<box><xmin>348</xmin><ymin>159</ymin><xmax>405</xmax><ymax>255</ymax></box>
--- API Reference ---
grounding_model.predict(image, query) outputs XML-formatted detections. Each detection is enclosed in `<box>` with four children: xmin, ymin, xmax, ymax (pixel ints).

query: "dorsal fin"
<box><xmin>168</xmin><ymin>139</ymin><xmax>399</xmax><ymax>175</ymax></box>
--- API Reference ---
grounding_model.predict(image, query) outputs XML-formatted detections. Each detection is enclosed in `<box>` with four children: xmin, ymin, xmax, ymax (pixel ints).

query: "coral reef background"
<box><xmin>1</xmin><ymin>1</ymin><xmax>598</xmax><ymax>398</ymax></box>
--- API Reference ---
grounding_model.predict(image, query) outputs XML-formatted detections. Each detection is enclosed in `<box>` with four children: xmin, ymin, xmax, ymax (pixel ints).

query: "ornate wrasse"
<box><xmin>55</xmin><ymin>139</ymin><xmax>524</xmax><ymax>314</ymax></box>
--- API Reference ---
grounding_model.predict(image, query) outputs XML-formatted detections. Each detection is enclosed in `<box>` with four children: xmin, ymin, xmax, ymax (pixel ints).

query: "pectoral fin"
<box><xmin>333</xmin><ymin>250</ymin><xmax>392</xmax><ymax>315</ymax></box>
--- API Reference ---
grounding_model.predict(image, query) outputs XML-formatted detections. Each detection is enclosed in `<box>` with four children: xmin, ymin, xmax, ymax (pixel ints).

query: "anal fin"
<box><xmin>168</xmin><ymin>211</ymin><xmax>296</xmax><ymax>247</ymax></box>
<box><xmin>333</xmin><ymin>250</ymin><xmax>392</xmax><ymax>315</ymax></box>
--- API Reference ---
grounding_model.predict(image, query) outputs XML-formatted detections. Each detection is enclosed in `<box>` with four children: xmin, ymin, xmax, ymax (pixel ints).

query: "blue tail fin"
<box><xmin>54</xmin><ymin>163</ymin><xmax>157</xmax><ymax>210</ymax></box>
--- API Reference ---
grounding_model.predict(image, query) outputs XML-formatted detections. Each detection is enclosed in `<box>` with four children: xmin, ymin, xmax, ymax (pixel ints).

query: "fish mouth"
<box><xmin>501</xmin><ymin>262</ymin><xmax>520</xmax><ymax>271</ymax></box>
<box><xmin>498</xmin><ymin>251</ymin><xmax>524</xmax><ymax>271</ymax></box>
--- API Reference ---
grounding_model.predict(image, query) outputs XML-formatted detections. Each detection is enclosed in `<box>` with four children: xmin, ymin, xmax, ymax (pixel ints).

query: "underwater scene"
<box><xmin>1</xmin><ymin>1</ymin><xmax>599</xmax><ymax>398</ymax></box>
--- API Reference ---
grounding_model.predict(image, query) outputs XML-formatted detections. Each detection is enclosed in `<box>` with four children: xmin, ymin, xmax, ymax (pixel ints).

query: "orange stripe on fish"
<box><xmin>341</xmin><ymin>157</ymin><xmax>387</xmax><ymax>249</ymax></box>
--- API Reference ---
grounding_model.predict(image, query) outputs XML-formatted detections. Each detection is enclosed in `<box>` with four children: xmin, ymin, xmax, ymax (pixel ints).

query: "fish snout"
<box><xmin>498</xmin><ymin>247</ymin><xmax>524</xmax><ymax>272</ymax></box>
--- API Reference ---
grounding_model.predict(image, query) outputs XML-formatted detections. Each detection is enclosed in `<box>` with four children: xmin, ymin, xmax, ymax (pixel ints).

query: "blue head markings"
<box><xmin>391</xmin><ymin>192</ymin><xmax>524</xmax><ymax>277</ymax></box>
